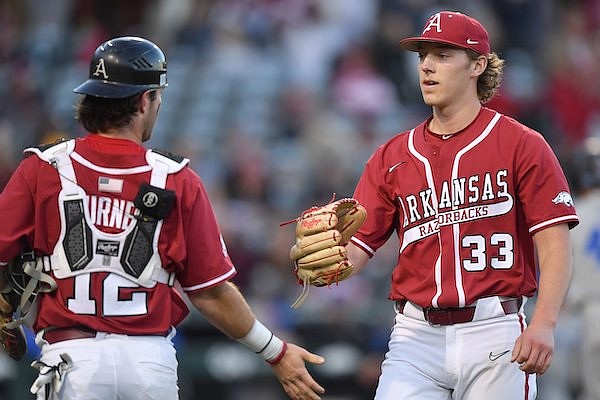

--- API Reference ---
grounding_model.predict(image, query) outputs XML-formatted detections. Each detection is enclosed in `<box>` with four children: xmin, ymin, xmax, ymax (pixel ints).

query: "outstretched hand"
<box><xmin>271</xmin><ymin>343</ymin><xmax>326</xmax><ymax>400</ymax></box>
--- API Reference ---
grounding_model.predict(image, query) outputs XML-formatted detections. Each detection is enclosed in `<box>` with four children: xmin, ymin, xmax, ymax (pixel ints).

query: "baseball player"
<box><xmin>0</xmin><ymin>36</ymin><xmax>325</xmax><ymax>400</ymax></box>
<box><xmin>567</xmin><ymin>144</ymin><xmax>600</xmax><ymax>400</ymax></box>
<box><xmin>290</xmin><ymin>10</ymin><xmax>579</xmax><ymax>400</ymax></box>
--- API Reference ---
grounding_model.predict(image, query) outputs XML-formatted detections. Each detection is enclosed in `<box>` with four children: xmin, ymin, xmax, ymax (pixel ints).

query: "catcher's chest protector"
<box><xmin>25</xmin><ymin>140</ymin><xmax>187</xmax><ymax>288</ymax></box>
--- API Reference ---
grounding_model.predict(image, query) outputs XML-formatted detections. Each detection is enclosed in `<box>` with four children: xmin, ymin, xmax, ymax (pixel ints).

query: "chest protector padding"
<box><xmin>63</xmin><ymin>199</ymin><xmax>93</xmax><ymax>271</ymax></box>
<box><xmin>121</xmin><ymin>218</ymin><xmax>158</xmax><ymax>278</ymax></box>
<box><xmin>25</xmin><ymin>139</ymin><xmax>189</xmax><ymax>287</ymax></box>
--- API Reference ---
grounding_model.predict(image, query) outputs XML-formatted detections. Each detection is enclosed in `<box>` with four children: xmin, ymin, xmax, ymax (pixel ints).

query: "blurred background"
<box><xmin>1</xmin><ymin>0</ymin><xmax>600</xmax><ymax>399</ymax></box>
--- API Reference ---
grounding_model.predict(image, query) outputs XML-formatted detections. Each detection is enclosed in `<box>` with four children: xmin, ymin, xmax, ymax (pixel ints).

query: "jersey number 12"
<box><xmin>67</xmin><ymin>273</ymin><xmax>148</xmax><ymax>316</ymax></box>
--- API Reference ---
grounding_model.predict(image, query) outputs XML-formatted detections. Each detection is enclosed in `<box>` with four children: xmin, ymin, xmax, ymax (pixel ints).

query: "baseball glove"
<box><xmin>288</xmin><ymin>197</ymin><xmax>366</xmax><ymax>308</ymax></box>
<box><xmin>1</xmin><ymin>273</ymin><xmax>27</xmax><ymax>361</ymax></box>
<box><xmin>0</xmin><ymin>251</ymin><xmax>56</xmax><ymax>361</ymax></box>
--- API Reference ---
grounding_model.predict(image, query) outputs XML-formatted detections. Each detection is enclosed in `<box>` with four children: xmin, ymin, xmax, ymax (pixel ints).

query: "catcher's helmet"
<box><xmin>73</xmin><ymin>36</ymin><xmax>167</xmax><ymax>99</ymax></box>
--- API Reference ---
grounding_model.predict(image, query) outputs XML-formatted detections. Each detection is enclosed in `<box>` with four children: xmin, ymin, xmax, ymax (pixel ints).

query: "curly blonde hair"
<box><xmin>469</xmin><ymin>51</ymin><xmax>505</xmax><ymax>103</ymax></box>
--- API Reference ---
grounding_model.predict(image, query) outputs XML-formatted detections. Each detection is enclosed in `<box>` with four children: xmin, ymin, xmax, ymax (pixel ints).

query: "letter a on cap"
<box><xmin>93</xmin><ymin>58</ymin><xmax>109</xmax><ymax>79</ymax></box>
<box><xmin>423</xmin><ymin>13</ymin><xmax>442</xmax><ymax>34</ymax></box>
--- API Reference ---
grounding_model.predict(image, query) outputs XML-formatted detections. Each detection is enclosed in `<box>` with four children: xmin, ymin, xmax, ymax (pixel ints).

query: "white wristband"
<box><xmin>237</xmin><ymin>320</ymin><xmax>286</xmax><ymax>364</ymax></box>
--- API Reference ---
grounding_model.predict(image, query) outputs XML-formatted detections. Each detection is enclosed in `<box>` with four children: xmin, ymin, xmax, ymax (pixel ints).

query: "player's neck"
<box><xmin>429</xmin><ymin>101</ymin><xmax>482</xmax><ymax>136</ymax></box>
<box><xmin>96</xmin><ymin>131</ymin><xmax>142</xmax><ymax>145</ymax></box>
<box><xmin>96</xmin><ymin>119</ymin><xmax>145</xmax><ymax>145</ymax></box>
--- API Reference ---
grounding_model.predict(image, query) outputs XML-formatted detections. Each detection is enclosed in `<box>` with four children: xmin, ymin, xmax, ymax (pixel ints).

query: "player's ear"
<box><xmin>139</xmin><ymin>90</ymin><xmax>155</xmax><ymax>113</ymax></box>
<box><xmin>472</xmin><ymin>54</ymin><xmax>488</xmax><ymax>77</ymax></box>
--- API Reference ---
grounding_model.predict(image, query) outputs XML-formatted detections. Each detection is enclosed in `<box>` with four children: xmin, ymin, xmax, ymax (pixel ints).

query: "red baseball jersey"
<box><xmin>351</xmin><ymin>107</ymin><xmax>579</xmax><ymax>308</ymax></box>
<box><xmin>0</xmin><ymin>134</ymin><xmax>236</xmax><ymax>334</ymax></box>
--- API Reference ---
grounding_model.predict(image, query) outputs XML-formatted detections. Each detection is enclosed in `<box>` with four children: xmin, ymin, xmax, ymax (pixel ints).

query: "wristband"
<box><xmin>265</xmin><ymin>341</ymin><xmax>287</xmax><ymax>365</ymax></box>
<box><xmin>237</xmin><ymin>320</ymin><xmax>286</xmax><ymax>364</ymax></box>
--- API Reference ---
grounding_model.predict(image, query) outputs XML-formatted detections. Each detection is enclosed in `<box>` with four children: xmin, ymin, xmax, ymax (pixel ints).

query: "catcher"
<box><xmin>0</xmin><ymin>36</ymin><xmax>325</xmax><ymax>400</ymax></box>
<box><xmin>287</xmin><ymin>197</ymin><xmax>367</xmax><ymax>307</ymax></box>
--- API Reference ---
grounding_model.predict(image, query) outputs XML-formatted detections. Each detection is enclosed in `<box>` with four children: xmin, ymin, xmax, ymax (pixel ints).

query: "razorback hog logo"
<box><xmin>552</xmin><ymin>191</ymin><xmax>574</xmax><ymax>207</ymax></box>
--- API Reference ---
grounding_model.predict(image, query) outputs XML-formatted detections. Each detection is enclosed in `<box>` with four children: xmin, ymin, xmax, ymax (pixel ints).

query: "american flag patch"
<box><xmin>98</xmin><ymin>177</ymin><xmax>123</xmax><ymax>193</ymax></box>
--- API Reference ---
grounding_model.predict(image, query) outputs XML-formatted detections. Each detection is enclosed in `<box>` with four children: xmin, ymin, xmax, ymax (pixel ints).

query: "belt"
<box><xmin>395</xmin><ymin>297</ymin><xmax>522</xmax><ymax>326</ymax></box>
<box><xmin>43</xmin><ymin>327</ymin><xmax>171</xmax><ymax>344</ymax></box>
<box><xmin>43</xmin><ymin>327</ymin><xmax>97</xmax><ymax>344</ymax></box>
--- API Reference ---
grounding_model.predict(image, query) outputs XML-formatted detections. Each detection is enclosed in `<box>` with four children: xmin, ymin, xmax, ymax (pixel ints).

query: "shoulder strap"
<box><xmin>150</xmin><ymin>148</ymin><xmax>186</xmax><ymax>163</ymax></box>
<box><xmin>24</xmin><ymin>139</ymin><xmax>79</xmax><ymax>195</ymax></box>
<box><xmin>146</xmin><ymin>149</ymin><xmax>189</xmax><ymax>176</ymax></box>
<box><xmin>24</xmin><ymin>138</ymin><xmax>75</xmax><ymax>161</ymax></box>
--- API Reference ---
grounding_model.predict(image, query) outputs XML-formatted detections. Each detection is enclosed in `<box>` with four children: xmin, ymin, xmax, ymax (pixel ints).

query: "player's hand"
<box><xmin>511</xmin><ymin>322</ymin><xmax>554</xmax><ymax>375</ymax></box>
<box><xmin>270</xmin><ymin>343</ymin><xmax>325</xmax><ymax>400</ymax></box>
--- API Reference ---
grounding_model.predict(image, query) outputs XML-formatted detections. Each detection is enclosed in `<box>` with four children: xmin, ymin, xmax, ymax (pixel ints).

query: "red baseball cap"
<box><xmin>400</xmin><ymin>11</ymin><xmax>490</xmax><ymax>55</ymax></box>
